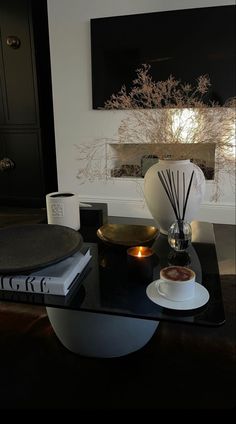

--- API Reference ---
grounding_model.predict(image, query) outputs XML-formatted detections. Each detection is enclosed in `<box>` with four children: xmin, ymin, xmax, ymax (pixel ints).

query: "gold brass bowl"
<box><xmin>97</xmin><ymin>224</ymin><xmax>159</xmax><ymax>247</ymax></box>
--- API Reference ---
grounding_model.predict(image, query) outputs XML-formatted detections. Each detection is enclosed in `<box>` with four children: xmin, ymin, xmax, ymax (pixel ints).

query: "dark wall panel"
<box><xmin>0</xmin><ymin>131</ymin><xmax>44</xmax><ymax>203</ymax></box>
<box><xmin>0</xmin><ymin>0</ymin><xmax>38</xmax><ymax>125</ymax></box>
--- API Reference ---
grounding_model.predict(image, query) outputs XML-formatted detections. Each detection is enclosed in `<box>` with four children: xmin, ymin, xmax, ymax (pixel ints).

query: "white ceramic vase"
<box><xmin>144</xmin><ymin>160</ymin><xmax>206</xmax><ymax>234</ymax></box>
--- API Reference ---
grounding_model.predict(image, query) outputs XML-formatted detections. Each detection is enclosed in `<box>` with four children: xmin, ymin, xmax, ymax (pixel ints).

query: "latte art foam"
<box><xmin>161</xmin><ymin>266</ymin><xmax>194</xmax><ymax>282</ymax></box>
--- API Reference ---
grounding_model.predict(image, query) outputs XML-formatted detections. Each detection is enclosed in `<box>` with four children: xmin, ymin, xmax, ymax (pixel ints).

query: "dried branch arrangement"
<box><xmin>104</xmin><ymin>64</ymin><xmax>211</xmax><ymax>110</ymax></box>
<box><xmin>76</xmin><ymin>64</ymin><xmax>235</xmax><ymax>199</ymax></box>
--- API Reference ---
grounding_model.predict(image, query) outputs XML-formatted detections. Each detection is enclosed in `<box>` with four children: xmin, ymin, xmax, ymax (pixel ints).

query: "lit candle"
<box><xmin>127</xmin><ymin>246</ymin><xmax>154</xmax><ymax>283</ymax></box>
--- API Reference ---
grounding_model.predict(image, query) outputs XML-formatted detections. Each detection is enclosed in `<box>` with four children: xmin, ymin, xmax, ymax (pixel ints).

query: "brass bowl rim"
<box><xmin>97</xmin><ymin>223</ymin><xmax>159</xmax><ymax>246</ymax></box>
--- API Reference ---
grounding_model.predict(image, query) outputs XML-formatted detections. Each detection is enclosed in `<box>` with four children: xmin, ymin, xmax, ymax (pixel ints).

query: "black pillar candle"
<box><xmin>127</xmin><ymin>246</ymin><xmax>154</xmax><ymax>284</ymax></box>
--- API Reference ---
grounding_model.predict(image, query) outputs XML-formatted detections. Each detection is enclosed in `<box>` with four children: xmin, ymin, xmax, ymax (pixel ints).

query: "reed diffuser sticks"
<box><xmin>157</xmin><ymin>169</ymin><xmax>194</xmax><ymax>241</ymax></box>
<box><xmin>158</xmin><ymin>169</ymin><xmax>194</xmax><ymax>221</ymax></box>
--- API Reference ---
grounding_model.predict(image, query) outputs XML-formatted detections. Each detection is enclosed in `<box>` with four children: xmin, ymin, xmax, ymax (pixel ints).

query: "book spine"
<box><xmin>0</xmin><ymin>274</ymin><xmax>64</xmax><ymax>295</ymax></box>
<box><xmin>0</xmin><ymin>264</ymin><xmax>92</xmax><ymax>305</ymax></box>
<box><xmin>0</xmin><ymin>249</ymin><xmax>91</xmax><ymax>296</ymax></box>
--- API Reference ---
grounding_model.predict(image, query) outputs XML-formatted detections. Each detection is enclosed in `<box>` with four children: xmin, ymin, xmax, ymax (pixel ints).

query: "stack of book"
<box><xmin>0</xmin><ymin>247</ymin><xmax>91</xmax><ymax>297</ymax></box>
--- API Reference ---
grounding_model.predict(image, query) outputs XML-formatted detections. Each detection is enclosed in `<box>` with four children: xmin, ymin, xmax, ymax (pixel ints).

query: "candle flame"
<box><xmin>127</xmin><ymin>246</ymin><xmax>153</xmax><ymax>258</ymax></box>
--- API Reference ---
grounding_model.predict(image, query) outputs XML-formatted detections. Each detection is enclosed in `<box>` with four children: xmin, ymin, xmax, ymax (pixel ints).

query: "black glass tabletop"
<box><xmin>0</xmin><ymin>220</ymin><xmax>225</xmax><ymax>328</ymax></box>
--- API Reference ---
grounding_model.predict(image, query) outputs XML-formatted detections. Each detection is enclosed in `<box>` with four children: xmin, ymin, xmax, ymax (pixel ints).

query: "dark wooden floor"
<box><xmin>0</xmin><ymin>207</ymin><xmax>46</xmax><ymax>228</ymax></box>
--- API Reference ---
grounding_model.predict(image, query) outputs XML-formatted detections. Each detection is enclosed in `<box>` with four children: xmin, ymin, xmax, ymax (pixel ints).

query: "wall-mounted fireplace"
<box><xmin>108</xmin><ymin>143</ymin><xmax>216</xmax><ymax>180</ymax></box>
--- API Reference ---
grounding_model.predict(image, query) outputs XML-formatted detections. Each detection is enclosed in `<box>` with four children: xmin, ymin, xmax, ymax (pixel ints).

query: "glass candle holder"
<box><xmin>127</xmin><ymin>246</ymin><xmax>154</xmax><ymax>283</ymax></box>
<box><xmin>168</xmin><ymin>220</ymin><xmax>192</xmax><ymax>252</ymax></box>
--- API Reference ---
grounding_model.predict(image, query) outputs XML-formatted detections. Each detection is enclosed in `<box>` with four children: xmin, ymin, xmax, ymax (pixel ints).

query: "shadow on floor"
<box><xmin>0</xmin><ymin>275</ymin><xmax>235</xmax><ymax>411</ymax></box>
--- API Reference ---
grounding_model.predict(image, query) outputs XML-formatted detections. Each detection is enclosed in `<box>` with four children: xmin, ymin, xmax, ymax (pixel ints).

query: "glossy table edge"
<box><xmin>0</xmin><ymin>220</ymin><xmax>226</xmax><ymax>327</ymax></box>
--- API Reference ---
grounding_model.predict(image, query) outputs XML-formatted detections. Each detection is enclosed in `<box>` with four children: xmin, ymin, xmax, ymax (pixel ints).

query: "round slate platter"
<box><xmin>0</xmin><ymin>224</ymin><xmax>83</xmax><ymax>273</ymax></box>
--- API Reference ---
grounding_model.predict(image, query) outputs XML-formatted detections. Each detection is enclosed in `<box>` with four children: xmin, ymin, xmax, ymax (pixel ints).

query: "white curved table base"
<box><xmin>46</xmin><ymin>307</ymin><xmax>159</xmax><ymax>358</ymax></box>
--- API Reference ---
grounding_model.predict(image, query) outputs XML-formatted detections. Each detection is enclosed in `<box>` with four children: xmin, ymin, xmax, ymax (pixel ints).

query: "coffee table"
<box><xmin>0</xmin><ymin>219</ymin><xmax>225</xmax><ymax>358</ymax></box>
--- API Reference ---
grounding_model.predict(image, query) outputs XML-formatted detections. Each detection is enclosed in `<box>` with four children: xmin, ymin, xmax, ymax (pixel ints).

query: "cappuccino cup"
<box><xmin>156</xmin><ymin>266</ymin><xmax>196</xmax><ymax>301</ymax></box>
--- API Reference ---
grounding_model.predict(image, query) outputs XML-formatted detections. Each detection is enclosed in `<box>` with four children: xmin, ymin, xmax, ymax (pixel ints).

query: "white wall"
<box><xmin>47</xmin><ymin>0</ymin><xmax>235</xmax><ymax>224</ymax></box>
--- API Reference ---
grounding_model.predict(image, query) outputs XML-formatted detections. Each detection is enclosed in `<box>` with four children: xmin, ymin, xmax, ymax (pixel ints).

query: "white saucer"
<box><xmin>146</xmin><ymin>280</ymin><xmax>210</xmax><ymax>310</ymax></box>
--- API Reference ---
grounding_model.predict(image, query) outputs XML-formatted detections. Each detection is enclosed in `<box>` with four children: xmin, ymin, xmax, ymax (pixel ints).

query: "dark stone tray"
<box><xmin>0</xmin><ymin>224</ymin><xmax>83</xmax><ymax>273</ymax></box>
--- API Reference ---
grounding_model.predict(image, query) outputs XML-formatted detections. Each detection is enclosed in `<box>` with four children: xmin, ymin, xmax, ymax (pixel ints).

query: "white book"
<box><xmin>0</xmin><ymin>248</ymin><xmax>91</xmax><ymax>296</ymax></box>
